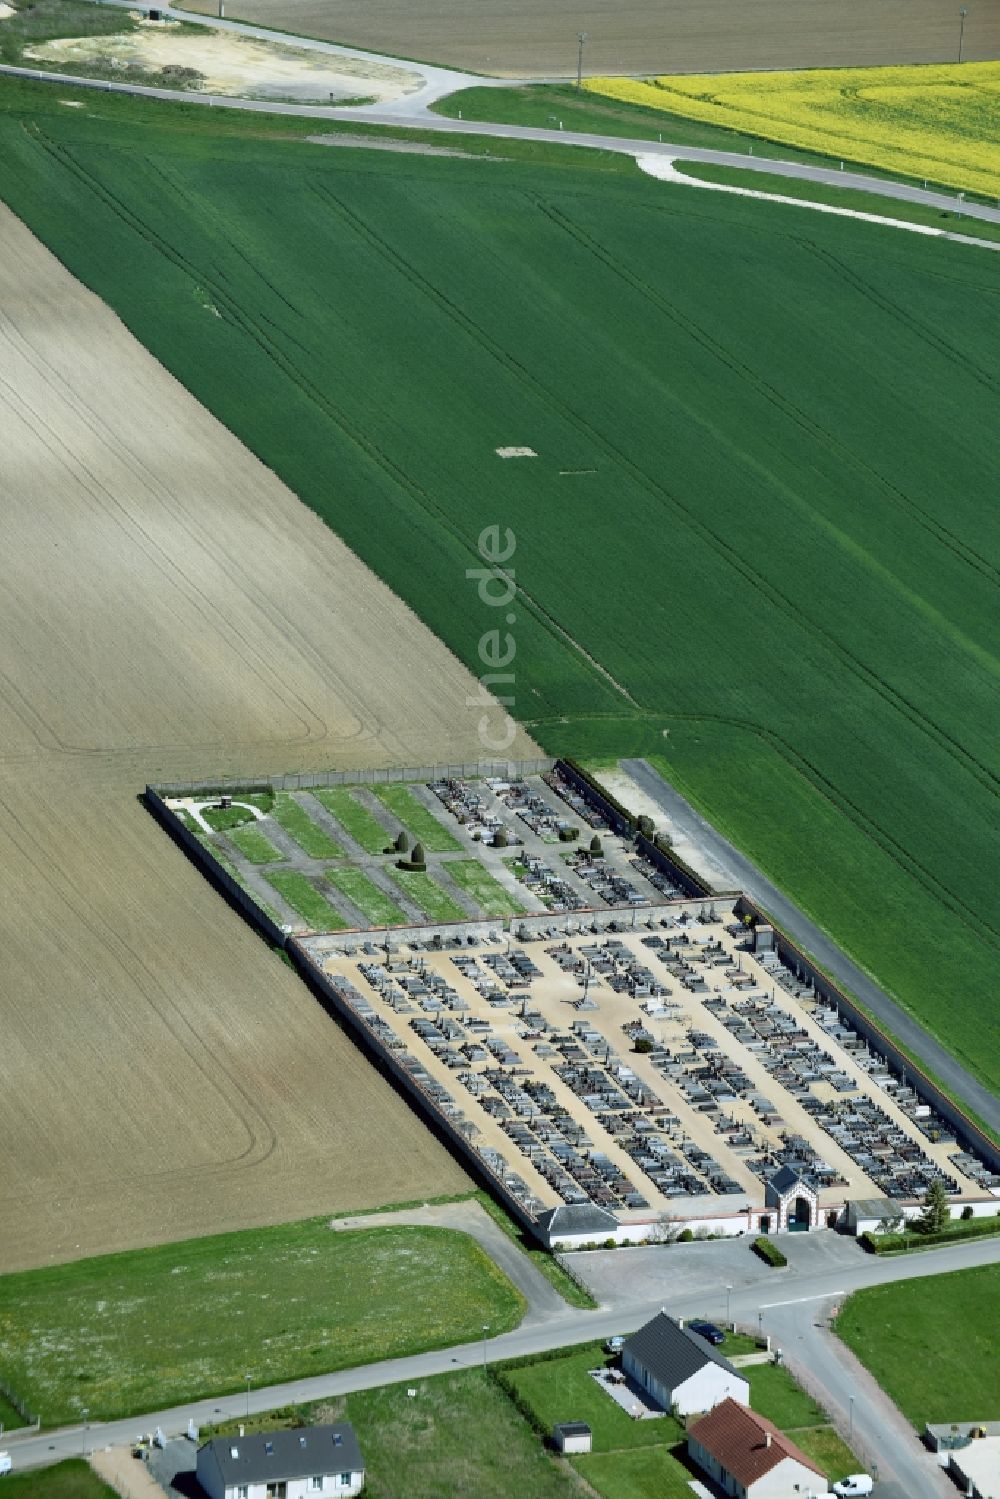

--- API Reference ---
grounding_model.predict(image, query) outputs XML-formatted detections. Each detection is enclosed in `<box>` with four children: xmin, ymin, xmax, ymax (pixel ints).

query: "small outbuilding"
<box><xmin>620</xmin><ymin>1312</ymin><xmax>749</xmax><ymax>1417</ymax></box>
<box><xmin>688</xmin><ymin>1398</ymin><xmax>829</xmax><ymax>1497</ymax></box>
<box><xmin>552</xmin><ymin>1421</ymin><xmax>593</xmax><ymax>1454</ymax></box>
<box><xmin>535</xmin><ymin>1203</ymin><xmax>619</xmax><ymax>1249</ymax></box>
<box><xmin>765</xmin><ymin>1166</ymin><xmax>819</xmax><ymax>1233</ymax></box>
<box><xmin>197</xmin><ymin>1422</ymin><xmax>365</xmax><ymax>1499</ymax></box>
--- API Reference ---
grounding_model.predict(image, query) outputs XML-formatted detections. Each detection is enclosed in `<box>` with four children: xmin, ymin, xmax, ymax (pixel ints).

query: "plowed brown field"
<box><xmin>0</xmin><ymin>203</ymin><xmax>537</xmax><ymax>1273</ymax></box>
<box><xmin>177</xmin><ymin>0</ymin><xmax>1000</xmax><ymax>77</ymax></box>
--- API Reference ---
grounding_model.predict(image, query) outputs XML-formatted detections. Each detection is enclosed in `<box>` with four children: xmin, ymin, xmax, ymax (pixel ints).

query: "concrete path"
<box><xmin>328</xmin><ymin>1200</ymin><xmax>568</xmax><ymax>1322</ymax></box>
<box><xmin>620</xmin><ymin>757</ymin><xmax>1000</xmax><ymax>1137</ymax></box>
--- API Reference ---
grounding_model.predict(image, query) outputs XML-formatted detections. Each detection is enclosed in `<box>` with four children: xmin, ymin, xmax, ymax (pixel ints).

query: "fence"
<box><xmin>149</xmin><ymin>758</ymin><xmax>555</xmax><ymax>797</ymax></box>
<box><xmin>0</xmin><ymin>1374</ymin><xmax>39</xmax><ymax>1433</ymax></box>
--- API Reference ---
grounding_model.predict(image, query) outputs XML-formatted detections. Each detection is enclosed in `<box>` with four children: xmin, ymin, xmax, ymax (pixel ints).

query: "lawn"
<box><xmin>372</xmin><ymin>786</ymin><xmax>461</xmax><ymax>853</ymax></box>
<box><xmin>0</xmin><ymin>1459</ymin><xmax>116</xmax><ymax>1499</ymax></box>
<box><xmin>0</xmin><ymin>1389</ymin><xmax>24</xmax><ymax>1432</ymax></box>
<box><xmin>265</xmin><ymin>869</ymin><xmax>347</xmax><ymax>929</ymax></box>
<box><xmin>385</xmin><ymin>868</ymin><xmax>467</xmax><ymax>923</ymax></box>
<box><xmin>0</xmin><ymin>1221</ymin><xmax>525</xmax><ymax>1425</ymax></box>
<box><xmin>789</xmin><ymin>1425</ymin><xmax>860</xmax><ymax>1485</ymax></box>
<box><xmin>322</xmin><ymin>865</ymin><xmax>407</xmax><ymax>927</ymax></box>
<box><xmin>310</xmin><ymin>788</ymin><xmax>392</xmax><ymax>853</ymax></box>
<box><xmin>270</xmin><ymin>792</ymin><xmax>344</xmax><ymax>859</ymax></box>
<box><xmin>574</xmin><ymin>1446</ymin><xmax>696</xmax><ymax>1499</ymax></box>
<box><xmin>4</xmin><ymin>80</ymin><xmax>1000</xmax><ymax>1096</ymax></box>
<box><xmin>0</xmin><ymin>0</ymin><xmax>136</xmax><ymax>65</ymax></box>
<box><xmin>743</xmin><ymin>1362</ymin><xmax>827</xmax><ymax>1429</ymax></box>
<box><xmin>584</xmin><ymin>63</ymin><xmax>1000</xmax><ymax>197</ymax></box>
<box><xmin>836</xmin><ymin>1263</ymin><xmax>1000</xmax><ymax>1425</ymax></box>
<box><xmin>500</xmin><ymin>1343</ymin><xmax>685</xmax><ymax>1452</ymax></box>
<box><xmin>226</xmin><ymin>824</ymin><xmax>283</xmax><ymax>863</ymax></box>
<box><xmin>443</xmin><ymin>859</ymin><xmax>526</xmax><ymax>917</ymax></box>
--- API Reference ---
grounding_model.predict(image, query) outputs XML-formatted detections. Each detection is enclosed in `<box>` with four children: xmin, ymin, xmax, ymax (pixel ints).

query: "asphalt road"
<box><xmin>622</xmin><ymin>757</ymin><xmax>1000</xmax><ymax>1138</ymax></box>
<box><xmin>6</xmin><ymin>1234</ymin><xmax>998</xmax><ymax>1486</ymax></box>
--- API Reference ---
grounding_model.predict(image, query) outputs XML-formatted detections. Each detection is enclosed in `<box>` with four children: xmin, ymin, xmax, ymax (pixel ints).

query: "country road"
<box><xmin>6</xmin><ymin>1232</ymin><xmax>998</xmax><ymax>1488</ymax></box>
<box><xmin>622</xmin><ymin>757</ymin><xmax>1000</xmax><ymax>1138</ymax></box>
<box><xmin>4</xmin><ymin>4</ymin><xmax>1000</xmax><ymax>233</ymax></box>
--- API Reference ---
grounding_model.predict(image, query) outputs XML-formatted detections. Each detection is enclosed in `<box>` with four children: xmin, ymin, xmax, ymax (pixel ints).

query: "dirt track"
<box><xmin>177</xmin><ymin>0</ymin><xmax>1000</xmax><ymax>76</ymax></box>
<box><xmin>0</xmin><ymin>202</ymin><xmax>537</xmax><ymax>1273</ymax></box>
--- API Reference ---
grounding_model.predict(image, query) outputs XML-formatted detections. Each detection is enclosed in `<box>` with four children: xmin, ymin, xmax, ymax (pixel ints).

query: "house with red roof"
<box><xmin>687</xmin><ymin>1398</ymin><xmax>829</xmax><ymax>1498</ymax></box>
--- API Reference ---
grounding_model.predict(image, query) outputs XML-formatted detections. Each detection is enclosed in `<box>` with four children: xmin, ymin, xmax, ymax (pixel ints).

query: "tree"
<box><xmin>394</xmin><ymin>830</ymin><xmax>409</xmax><ymax>853</ymax></box>
<box><xmin>590</xmin><ymin>834</ymin><xmax>603</xmax><ymax>857</ymax></box>
<box><xmin>493</xmin><ymin>828</ymin><xmax>508</xmax><ymax>849</ymax></box>
<box><xmin>633</xmin><ymin>1036</ymin><xmax>653</xmax><ymax>1054</ymax></box>
<box><xmin>917</xmin><ymin>1178</ymin><xmax>949</xmax><ymax>1234</ymax></box>
<box><xmin>637</xmin><ymin>814</ymin><xmax>654</xmax><ymax>837</ymax></box>
<box><xmin>410</xmin><ymin>842</ymin><xmax>424</xmax><ymax>866</ymax></box>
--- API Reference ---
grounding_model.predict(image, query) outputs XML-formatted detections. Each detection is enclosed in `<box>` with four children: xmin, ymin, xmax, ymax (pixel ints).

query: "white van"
<box><xmin>0</xmin><ymin>1451</ymin><xmax>12</xmax><ymax>1477</ymax></box>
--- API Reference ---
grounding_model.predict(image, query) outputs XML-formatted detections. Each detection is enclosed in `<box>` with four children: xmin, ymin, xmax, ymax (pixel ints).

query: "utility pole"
<box><xmin>577</xmin><ymin>31</ymin><xmax>588</xmax><ymax>88</ymax></box>
<box><xmin>959</xmin><ymin>6</ymin><xmax>968</xmax><ymax>61</ymax></box>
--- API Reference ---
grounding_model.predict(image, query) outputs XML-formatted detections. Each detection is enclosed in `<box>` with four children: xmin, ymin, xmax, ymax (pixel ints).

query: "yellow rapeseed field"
<box><xmin>585</xmin><ymin>63</ymin><xmax>1000</xmax><ymax>197</ymax></box>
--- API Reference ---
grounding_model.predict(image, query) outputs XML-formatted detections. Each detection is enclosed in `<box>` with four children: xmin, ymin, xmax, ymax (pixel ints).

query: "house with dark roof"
<box><xmin>620</xmin><ymin>1312</ymin><xmax>750</xmax><ymax>1417</ymax></box>
<box><xmin>688</xmin><ymin>1398</ymin><xmax>828</xmax><ymax>1497</ymax></box>
<box><xmin>196</xmin><ymin>1423</ymin><xmax>364</xmax><ymax>1499</ymax></box>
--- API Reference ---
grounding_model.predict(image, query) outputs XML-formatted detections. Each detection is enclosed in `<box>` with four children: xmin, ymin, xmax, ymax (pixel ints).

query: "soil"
<box><xmin>0</xmin><ymin>201</ymin><xmax>537</xmax><ymax>1273</ymax></box>
<box><xmin>26</xmin><ymin>20</ymin><xmax>421</xmax><ymax>101</ymax></box>
<box><xmin>175</xmin><ymin>0</ymin><xmax>1000</xmax><ymax>77</ymax></box>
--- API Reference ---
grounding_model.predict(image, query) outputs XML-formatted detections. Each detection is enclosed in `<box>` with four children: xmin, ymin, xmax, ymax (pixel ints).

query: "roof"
<box><xmin>767</xmin><ymin>1165</ymin><xmax>816</xmax><ymax>1199</ymax></box>
<box><xmin>848</xmin><ymin>1197</ymin><xmax>900</xmax><ymax>1221</ymax></box>
<box><xmin>688</xmin><ymin>1399</ymin><xmax>825</xmax><ymax>1485</ymax></box>
<box><xmin>553</xmin><ymin>1422</ymin><xmax>592</xmax><ymax>1437</ymax></box>
<box><xmin>622</xmin><ymin>1312</ymin><xmax>744</xmax><ymax>1393</ymax></box>
<box><xmin>950</xmin><ymin>1437</ymin><xmax>1000</xmax><ymax>1499</ymax></box>
<box><xmin>535</xmin><ymin>1203</ymin><xmax>618</xmax><ymax>1236</ymax></box>
<box><xmin>198</xmin><ymin>1424</ymin><xmax>363</xmax><ymax>1485</ymax></box>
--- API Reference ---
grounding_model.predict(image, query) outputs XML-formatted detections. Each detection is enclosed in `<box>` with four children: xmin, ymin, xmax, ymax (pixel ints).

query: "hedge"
<box><xmin>752</xmin><ymin>1235</ymin><xmax>788</xmax><ymax>1267</ymax></box>
<box><xmin>861</xmin><ymin>1214</ymin><xmax>1000</xmax><ymax>1255</ymax></box>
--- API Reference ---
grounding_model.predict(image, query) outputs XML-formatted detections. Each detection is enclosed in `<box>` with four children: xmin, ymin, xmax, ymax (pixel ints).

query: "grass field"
<box><xmin>312</xmin><ymin>788</ymin><xmax>393</xmax><ymax>853</ymax></box>
<box><xmin>3</xmin><ymin>80</ymin><xmax>1000</xmax><ymax>1111</ymax></box>
<box><xmin>265</xmin><ymin>869</ymin><xmax>348</xmax><ymax>928</ymax></box>
<box><xmin>586</xmin><ymin>63</ymin><xmax>1000</xmax><ymax>197</ymax></box>
<box><xmin>227</xmin><ymin>823</ymin><xmax>283</xmax><ymax>863</ymax></box>
<box><xmin>372</xmin><ymin>786</ymin><xmax>461</xmax><ymax>852</ymax></box>
<box><xmin>385</xmin><ymin>867</ymin><xmax>467</xmax><ymax>922</ymax></box>
<box><xmin>270</xmin><ymin>792</ymin><xmax>344</xmax><ymax>858</ymax></box>
<box><xmin>836</xmin><ymin>1263</ymin><xmax>1000</xmax><ymax>1424</ymax></box>
<box><xmin>0</xmin><ymin>1220</ymin><xmax>524</xmax><ymax>1424</ymax></box>
<box><xmin>0</xmin><ymin>1389</ymin><xmax>25</xmax><ymax>1431</ymax></box>
<box><xmin>444</xmin><ymin>859</ymin><xmax>526</xmax><ymax>916</ymax></box>
<box><xmin>500</xmin><ymin>1343</ymin><xmax>686</xmax><ymax>1451</ymax></box>
<box><xmin>322</xmin><ymin>865</ymin><xmax>407</xmax><ymax>926</ymax></box>
<box><xmin>175</xmin><ymin>0</ymin><xmax>1000</xmax><ymax>76</ymax></box>
<box><xmin>0</xmin><ymin>1459</ymin><xmax>115</xmax><ymax>1499</ymax></box>
<box><xmin>574</xmin><ymin>1447</ymin><xmax>695</xmax><ymax>1499</ymax></box>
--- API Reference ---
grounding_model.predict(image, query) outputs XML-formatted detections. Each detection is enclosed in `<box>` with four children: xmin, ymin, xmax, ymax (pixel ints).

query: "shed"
<box><xmin>552</xmin><ymin>1422</ymin><xmax>592</xmax><ymax>1454</ymax></box>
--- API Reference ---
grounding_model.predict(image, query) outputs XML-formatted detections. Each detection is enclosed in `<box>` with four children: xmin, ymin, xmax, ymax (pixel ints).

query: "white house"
<box><xmin>620</xmin><ymin>1312</ymin><xmax>750</xmax><ymax>1417</ymax></box>
<box><xmin>688</xmin><ymin>1398</ymin><xmax>829</xmax><ymax>1498</ymax></box>
<box><xmin>197</xmin><ymin>1424</ymin><xmax>364</xmax><ymax>1499</ymax></box>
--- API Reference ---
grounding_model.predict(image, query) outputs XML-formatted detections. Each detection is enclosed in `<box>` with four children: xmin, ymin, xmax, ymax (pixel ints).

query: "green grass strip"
<box><xmin>323</xmin><ymin>866</ymin><xmax>406</xmax><ymax>927</ymax></box>
<box><xmin>372</xmin><ymin>784</ymin><xmax>461</xmax><ymax>852</ymax></box>
<box><xmin>0</xmin><ymin>1459</ymin><xmax>117</xmax><ymax>1499</ymax></box>
<box><xmin>227</xmin><ymin>823</ymin><xmax>283</xmax><ymax>864</ymax></box>
<box><xmin>311</xmin><ymin>787</ymin><xmax>392</xmax><ymax>853</ymax></box>
<box><xmin>265</xmin><ymin>870</ymin><xmax>347</xmax><ymax>930</ymax></box>
<box><xmin>0</xmin><ymin>1219</ymin><xmax>525</xmax><ymax>1424</ymax></box>
<box><xmin>444</xmin><ymin>859</ymin><xmax>526</xmax><ymax>917</ymax></box>
<box><xmin>385</xmin><ymin>866</ymin><xmax>466</xmax><ymax>922</ymax></box>
<box><xmin>271</xmin><ymin>791</ymin><xmax>343</xmax><ymax>858</ymax></box>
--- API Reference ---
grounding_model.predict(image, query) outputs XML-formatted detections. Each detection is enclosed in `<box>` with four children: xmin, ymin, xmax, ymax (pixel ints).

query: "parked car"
<box><xmin>688</xmin><ymin>1320</ymin><xmax>725</xmax><ymax>1345</ymax></box>
<box><xmin>604</xmin><ymin>1335</ymin><xmax>625</xmax><ymax>1354</ymax></box>
<box><xmin>0</xmin><ymin>1451</ymin><xmax>12</xmax><ymax>1477</ymax></box>
<box><xmin>833</xmin><ymin>1476</ymin><xmax>874</xmax><ymax>1496</ymax></box>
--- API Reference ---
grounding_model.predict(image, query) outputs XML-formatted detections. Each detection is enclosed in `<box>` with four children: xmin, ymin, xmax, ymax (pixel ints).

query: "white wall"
<box><xmin>675</xmin><ymin>1363</ymin><xmax>750</xmax><ymax>1417</ymax></box>
<box><xmin>748</xmin><ymin>1453</ymin><xmax>828</xmax><ymax>1496</ymax></box>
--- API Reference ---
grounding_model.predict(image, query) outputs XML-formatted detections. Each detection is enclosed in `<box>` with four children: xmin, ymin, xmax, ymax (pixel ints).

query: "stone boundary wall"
<box><xmin>735</xmin><ymin>893</ymin><xmax>1000</xmax><ymax>1180</ymax></box>
<box><xmin>150</xmin><ymin>758</ymin><xmax>555</xmax><ymax>797</ymax></box>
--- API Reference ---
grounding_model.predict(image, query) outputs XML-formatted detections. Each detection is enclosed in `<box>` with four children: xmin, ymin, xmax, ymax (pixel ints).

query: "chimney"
<box><xmin>765</xmin><ymin>1431</ymin><xmax>772</xmax><ymax>1449</ymax></box>
<box><xmin>239</xmin><ymin>1425</ymin><xmax>245</xmax><ymax>1438</ymax></box>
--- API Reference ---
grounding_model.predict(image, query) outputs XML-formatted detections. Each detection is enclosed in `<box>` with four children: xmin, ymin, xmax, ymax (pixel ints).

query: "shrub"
<box><xmin>395</xmin><ymin>830</ymin><xmax>409</xmax><ymax>853</ymax></box>
<box><xmin>410</xmin><ymin>842</ymin><xmax>424</xmax><ymax>865</ymax></box>
<box><xmin>558</xmin><ymin>826</ymin><xmax>578</xmax><ymax>842</ymax></box>
<box><xmin>961</xmin><ymin>1204</ymin><xmax>974</xmax><ymax>1221</ymax></box>
<box><xmin>633</xmin><ymin>1036</ymin><xmax>653</xmax><ymax>1054</ymax></box>
<box><xmin>590</xmin><ymin>834</ymin><xmax>603</xmax><ymax>856</ymax></box>
<box><xmin>678</xmin><ymin>1228</ymin><xmax>694</xmax><ymax>1242</ymax></box>
<box><xmin>752</xmin><ymin>1235</ymin><xmax>787</xmax><ymax>1267</ymax></box>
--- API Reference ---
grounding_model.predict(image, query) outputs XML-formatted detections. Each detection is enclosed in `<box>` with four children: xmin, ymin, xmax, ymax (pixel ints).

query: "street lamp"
<box><xmin>81</xmin><ymin>1408</ymin><xmax>89</xmax><ymax>1458</ymax></box>
<box><xmin>849</xmin><ymin>1395</ymin><xmax>854</xmax><ymax>1442</ymax></box>
<box><xmin>959</xmin><ymin>7</ymin><xmax>968</xmax><ymax>61</ymax></box>
<box><xmin>576</xmin><ymin>31</ymin><xmax>588</xmax><ymax>88</ymax></box>
<box><xmin>245</xmin><ymin>1373</ymin><xmax>252</xmax><ymax>1419</ymax></box>
<box><xmin>482</xmin><ymin>1324</ymin><xmax>490</xmax><ymax>1369</ymax></box>
<box><xmin>725</xmin><ymin>1284</ymin><xmax>733</xmax><ymax>1326</ymax></box>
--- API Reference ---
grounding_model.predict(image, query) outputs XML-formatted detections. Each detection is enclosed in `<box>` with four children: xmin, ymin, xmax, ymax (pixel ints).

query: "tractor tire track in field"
<box><xmin>27</xmin><ymin>135</ymin><xmax>1000</xmax><ymax>958</ymax></box>
<box><xmin>537</xmin><ymin>199</ymin><xmax>1000</xmax><ymax>592</ymax></box>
